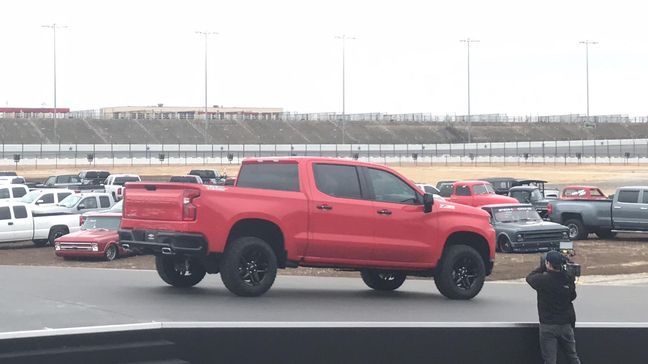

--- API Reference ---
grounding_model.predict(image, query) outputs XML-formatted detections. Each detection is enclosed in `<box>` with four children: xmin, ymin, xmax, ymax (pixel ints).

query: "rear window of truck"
<box><xmin>237</xmin><ymin>163</ymin><xmax>299</xmax><ymax>192</ymax></box>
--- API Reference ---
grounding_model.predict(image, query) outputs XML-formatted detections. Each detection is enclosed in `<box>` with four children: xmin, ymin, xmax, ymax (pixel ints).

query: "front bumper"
<box><xmin>510</xmin><ymin>240</ymin><xmax>572</xmax><ymax>253</ymax></box>
<box><xmin>119</xmin><ymin>229</ymin><xmax>208</xmax><ymax>256</ymax></box>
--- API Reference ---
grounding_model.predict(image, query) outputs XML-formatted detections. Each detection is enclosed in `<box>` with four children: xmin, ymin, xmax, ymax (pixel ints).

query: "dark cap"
<box><xmin>546</xmin><ymin>251</ymin><xmax>564</xmax><ymax>268</ymax></box>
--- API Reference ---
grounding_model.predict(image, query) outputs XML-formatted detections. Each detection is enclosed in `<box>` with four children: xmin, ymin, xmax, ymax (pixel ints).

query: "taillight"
<box><xmin>547</xmin><ymin>203</ymin><xmax>553</xmax><ymax>217</ymax></box>
<box><xmin>79</xmin><ymin>215</ymin><xmax>85</xmax><ymax>226</ymax></box>
<box><xmin>183</xmin><ymin>189</ymin><xmax>200</xmax><ymax>221</ymax></box>
<box><xmin>117</xmin><ymin>187</ymin><xmax>122</xmax><ymax>195</ymax></box>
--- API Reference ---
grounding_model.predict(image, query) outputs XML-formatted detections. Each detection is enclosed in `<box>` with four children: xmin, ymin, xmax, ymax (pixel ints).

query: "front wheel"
<box><xmin>48</xmin><ymin>227</ymin><xmax>68</xmax><ymax>246</ymax></box>
<box><xmin>498</xmin><ymin>236</ymin><xmax>513</xmax><ymax>253</ymax></box>
<box><xmin>434</xmin><ymin>245</ymin><xmax>486</xmax><ymax>300</ymax></box>
<box><xmin>361</xmin><ymin>270</ymin><xmax>406</xmax><ymax>291</ymax></box>
<box><xmin>220</xmin><ymin>236</ymin><xmax>277</xmax><ymax>297</ymax></box>
<box><xmin>104</xmin><ymin>244</ymin><xmax>118</xmax><ymax>261</ymax></box>
<box><xmin>155</xmin><ymin>255</ymin><xmax>206</xmax><ymax>287</ymax></box>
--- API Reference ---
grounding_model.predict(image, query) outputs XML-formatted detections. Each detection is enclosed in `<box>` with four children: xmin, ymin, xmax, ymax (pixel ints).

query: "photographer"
<box><xmin>526</xmin><ymin>251</ymin><xmax>580</xmax><ymax>364</ymax></box>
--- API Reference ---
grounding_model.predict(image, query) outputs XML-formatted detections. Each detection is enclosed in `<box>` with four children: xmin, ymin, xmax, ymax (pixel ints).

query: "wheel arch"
<box><xmin>226</xmin><ymin>218</ymin><xmax>286</xmax><ymax>268</ymax></box>
<box><xmin>444</xmin><ymin>231</ymin><xmax>492</xmax><ymax>275</ymax></box>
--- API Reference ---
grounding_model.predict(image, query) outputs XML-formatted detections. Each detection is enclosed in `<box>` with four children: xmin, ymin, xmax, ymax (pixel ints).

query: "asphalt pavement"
<box><xmin>1</xmin><ymin>265</ymin><xmax>647</xmax><ymax>333</ymax></box>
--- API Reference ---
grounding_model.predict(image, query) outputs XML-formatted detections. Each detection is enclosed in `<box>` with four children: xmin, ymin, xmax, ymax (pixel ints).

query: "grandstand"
<box><xmin>2</xmin><ymin>117</ymin><xmax>648</xmax><ymax>144</ymax></box>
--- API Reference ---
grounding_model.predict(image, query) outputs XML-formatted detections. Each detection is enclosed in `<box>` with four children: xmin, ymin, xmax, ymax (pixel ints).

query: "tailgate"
<box><xmin>123</xmin><ymin>183</ymin><xmax>200</xmax><ymax>222</ymax></box>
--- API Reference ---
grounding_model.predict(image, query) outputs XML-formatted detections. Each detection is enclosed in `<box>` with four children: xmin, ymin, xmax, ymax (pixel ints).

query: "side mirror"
<box><xmin>423</xmin><ymin>193</ymin><xmax>434</xmax><ymax>213</ymax></box>
<box><xmin>77</xmin><ymin>204</ymin><xmax>86</xmax><ymax>210</ymax></box>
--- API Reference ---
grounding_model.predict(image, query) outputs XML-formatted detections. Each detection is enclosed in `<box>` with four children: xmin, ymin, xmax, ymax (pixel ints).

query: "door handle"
<box><xmin>614</xmin><ymin>206</ymin><xmax>622</xmax><ymax>209</ymax></box>
<box><xmin>377</xmin><ymin>209</ymin><xmax>392</xmax><ymax>216</ymax></box>
<box><xmin>316</xmin><ymin>204</ymin><xmax>333</xmax><ymax>211</ymax></box>
<box><xmin>641</xmin><ymin>207</ymin><xmax>648</xmax><ymax>210</ymax></box>
<box><xmin>8</xmin><ymin>222</ymin><xmax>13</xmax><ymax>225</ymax></box>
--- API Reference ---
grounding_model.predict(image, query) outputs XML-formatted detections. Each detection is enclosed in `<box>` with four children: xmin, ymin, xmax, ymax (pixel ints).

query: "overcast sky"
<box><xmin>1</xmin><ymin>0</ymin><xmax>647</xmax><ymax>116</ymax></box>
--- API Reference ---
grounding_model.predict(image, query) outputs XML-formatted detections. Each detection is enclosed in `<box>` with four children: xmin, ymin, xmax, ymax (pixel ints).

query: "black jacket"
<box><xmin>526</xmin><ymin>266</ymin><xmax>577</xmax><ymax>325</ymax></box>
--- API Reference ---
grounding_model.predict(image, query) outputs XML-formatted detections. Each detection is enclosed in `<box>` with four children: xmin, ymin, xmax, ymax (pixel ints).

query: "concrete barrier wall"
<box><xmin>0</xmin><ymin>322</ymin><xmax>646</xmax><ymax>364</ymax></box>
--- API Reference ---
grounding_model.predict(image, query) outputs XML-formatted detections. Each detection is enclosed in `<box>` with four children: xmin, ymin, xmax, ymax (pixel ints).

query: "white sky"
<box><xmin>1</xmin><ymin>0</ymin><xmax>647</xmax><ymax>116</ymax></box>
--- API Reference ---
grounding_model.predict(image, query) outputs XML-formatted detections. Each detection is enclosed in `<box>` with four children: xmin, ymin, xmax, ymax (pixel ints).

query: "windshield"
<box><xmin>473</xmin><ymin>184</ymin><xmax>495</xmax><ymax>195</ymax></box>
<box><xmin>170</xmin><ymin>176</ymin><xmax>198</xmax><ymax>183</ymax></box>
<box><xmin>58</xmin><ymin>195</ymin><xmax>83</xmax><ymax>208</ymax></box>
<box><xmin>20</xmin><ymin>190</ymin><xmax>41</xmax><ymax>204</ymax></box>
<box><xmin>493</xmin><ymin>207</ymin><xmax>542</xmax><ymax>223</ymax></box>
<box><xmin>81</xmin><ymin>216</ymin><xmax>121</xmax><ymax>230</ymax></box>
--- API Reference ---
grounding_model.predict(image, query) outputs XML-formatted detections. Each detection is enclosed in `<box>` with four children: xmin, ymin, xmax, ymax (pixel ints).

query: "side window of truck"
<box><xmin>236</xmin><ymin>163</ymin><xmax>300</xmax><ymax>192</ymax></box>
<box><xmin>313</xmin><ymin>164</ymin><xmax>362</xmax><ymax>199</ymax></box>
<box><xmin>81</xmin><ymin>197</ymin><xmax>98</xmax><ymax>209</ymax></box>
<box><xmin>12</xmin><ymin>187</ymin><xmax>27</xmax><ymax>198</ymax></box>
<box><xmin>367</xmin><ymin>168</ymin><xmax>419</xmax><ymax>204</ymax></box>
<box><xmin>642</xmin><ymin>191</ymin><xmax>648</xmax><ymax>204</ymax></box>
<box><xmin>617</xmin><ymin>190</ymin><xmax>639</xmax><ymax>203</ymax></box>
<box><xmin>0</xmin><ymin>207</ymin><xmax>10</xmax><ymax>220</ymax></box>
<box><xmin>0</xmin><ymin>188</ymin><xmax>9</xmax><ymax>199</ymax></box>
<box><xmin>456</xmin><ymin>185</ymin><xmax>471</xmax><ymax>196</ymax></box>
<box><xmin>99</xmin><ymin>196</ymin><xmax>111</xmax><ymax>208</ymax></box>
<box><xmin>41</xmin><ymin>194</ymin><xmax>54</xmax><ymax>204</ymax></box>
<box><xmin>12</xmin><ymin>206</ymin><xmax>27</xmax><ymax>219</ymax></box>
<box><xmin>58</xmin><ymin>192</ymin><xmax>72</xmax><ymax>202</ymax></box>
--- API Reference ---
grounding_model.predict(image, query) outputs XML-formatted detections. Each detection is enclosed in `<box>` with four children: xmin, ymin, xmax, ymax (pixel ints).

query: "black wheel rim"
<box><xmin>501</xmin><ymin>239</ymin><xmax>512</xmax><ymax>253</ymax></box>
<box><xmin>172</xmin><ymin>259</ymin><xmax>194</xmax><ymax>277</ymax></box>
<box><xmin>377</xmin><ymin>272</ymin><xmax>399</xmax><ymax>282</ymax></box>
<box><xmin>567</xmin><ymin>224</ymin><xmax>578</xmax><ymax>239</ymax></box>
<box><xmin>237</xmin><ymin>247</ymin><xmax>269</xmax><ymax>286</ymax></box>
<box><xmin>451</xmin><ymin>256</ymin><xmax>478</xmax><ymax>290</ymax></box>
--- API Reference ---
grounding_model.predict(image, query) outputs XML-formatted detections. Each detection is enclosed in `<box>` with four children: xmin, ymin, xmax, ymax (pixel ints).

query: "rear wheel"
<box><xmin>220</xmin><ymin>236</ymin><xmax>277</xmax><ymax>297</ymax></box>
<box><xmin>564</xmin><ymin>219</ymin><xmax>587</xmax><ymax>240</ymax></box>
<box><xmin>361</xmin><ymin>270</ymin><xmax>406</xmax><ymax>291</ymax></box>
<box><xmin>434</xmin><ymin>245</ymin><xmax>486</xmax><ymax>300</ymax></box>
<box><xmin>155</xmin><ymin>255</ymin><xmax>206</xmax><ymax>287</ymax></box>
<box><xmin>48</xmin><ymin>227</ymin><xmax>68</xmax><ymax>246</ymax></box>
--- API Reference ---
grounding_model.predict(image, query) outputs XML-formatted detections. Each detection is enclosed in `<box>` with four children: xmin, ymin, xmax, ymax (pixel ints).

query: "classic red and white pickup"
<box><xmin>119</xmin><ymin>157</ymin><xmax>496</xmax><ymax>299</ymax></box>
<box><xmin>446</xmin><ymin>180</ymin><xmax>519</xmax><ymax>207</ymax></box>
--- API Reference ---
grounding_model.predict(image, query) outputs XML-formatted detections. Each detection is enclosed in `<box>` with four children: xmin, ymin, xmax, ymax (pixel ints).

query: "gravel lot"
<box><xmin>2</xmin><ymin>234</ymin><xmax>647</xmax><ymax>281</ymax></box>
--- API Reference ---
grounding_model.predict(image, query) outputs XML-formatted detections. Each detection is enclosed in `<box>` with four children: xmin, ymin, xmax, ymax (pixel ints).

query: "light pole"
<box><xmin>196</xmin><ymin>31</ymin><xmax>218</xmax><ymax>144</ymax></box>
<box><xmin>335</xmin><ymin>34</ymin><xmax>356</xmax><ymax>144</ymax></box>
<box><xmin>41</xmin><ymin>23</ymin><xmax>67</xmax><ymax>137</ymax></box>
<box><xmin>460</xmin><ymin>38</ymin><xmax>479</xmax><ymax>143</ymax></box>
<box><xmin>579</xmin><ymin>40</ymin><xmax>598</xmax><ymax>123</ymax></box>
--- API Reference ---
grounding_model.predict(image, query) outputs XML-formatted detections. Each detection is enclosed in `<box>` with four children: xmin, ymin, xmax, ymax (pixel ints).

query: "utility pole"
<box><xmin>579</xmin><ymin>40</ymin><xmax>598</xmax><ymax>123</ymax></box>
<box><xmin>196</xmin><ymin>31</ymin><xmax>218</xmax><ymax>144</ymax></box>
<box><xmin>41</xmin><ymin>23</ymin><xmax>67</xmax><ymax>138</ymax></box>
<box><xmin>335</xmin><ymin>34</ymin><xmax>356</xmax><ymax>145</ymax></box>
<box><xmin>460</xmin><ymin>38</ymin><xmax>479</xmax><ymax>143</ymax></box>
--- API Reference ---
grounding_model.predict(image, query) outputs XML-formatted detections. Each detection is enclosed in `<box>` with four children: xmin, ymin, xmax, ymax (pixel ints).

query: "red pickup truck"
<box><xmin>447</xmin><ymin>181</ymin><xmax>519</xmax><ymax>207</ymax></box>
<box><xmin>119</xmin><ymin>157</ymin><xmax>495</xmax><ymax>300</ymax></box>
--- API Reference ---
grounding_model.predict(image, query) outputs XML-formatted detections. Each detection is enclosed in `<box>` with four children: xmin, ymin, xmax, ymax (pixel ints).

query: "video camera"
<box><xmin>540</xmin><ymin>253</ymin><xmax>581</xmax><ymax>277</ymax></box>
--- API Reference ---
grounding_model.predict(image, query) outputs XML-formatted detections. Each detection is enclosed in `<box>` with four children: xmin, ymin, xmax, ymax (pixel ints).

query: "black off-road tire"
<box><xmin>595</xmin><ymin>229</ymin><xmax>617</xmax><ymax>239</ymax></box>
<box><xmin>156</xmin><ymin>255</ymin><xmax>206</xmax><ymax>287</ymax></box>
<box><xmin>220</xmin><ymin>236</ymin><xmax>277</xmax><ymax>297</ymax></box>
<box><xmin>361</xmin><ymin>270</ymin><xmax>406</xmax><ymax>291</ymax></box>
<box><xmin>564</xmin><ymin>219</ymin><xmax>588</xmax><ymax>240</ymax></box>
<box><xmin>498</xmin><ymin>236</ymin><xmax>513</xmax><ymax>253</ymax></box>
<box><xmin>48</xmin><ymin>227</ymin><xmax>69</xmax><ymax>246</ymax></box>
<box><xmin>434</xmin><ymin>245</ymin><xmax>486</xmax><ymax>300</ymax></box>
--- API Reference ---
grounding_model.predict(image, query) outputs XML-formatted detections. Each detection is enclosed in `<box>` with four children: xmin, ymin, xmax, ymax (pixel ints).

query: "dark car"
<box><xmin>188</xmin><ymin>169</ymin><xmax>225</xmax><ymax>184</ymax></box>
<box><xmin>482</xmin><ymin>177</ymin><xmax>519</xmax><ymax>195</ymax></box>
<box><xmin>508</xmin><ymin>186</ymin><xmax>551</xmax><ymax>218</ymax></box>
<box><xmin>482</xmin><ymin>204</ymin><xmax>572</xmax><ymax>253</ymax></box>
<box><xmin>169</xmin><ymin>175</ymin><xmax>203</xmax><ymax>184</ymax></box>
<box><xmin>36</xmin><ymin>174</ymin><xmax>83</xmax><ymax>189</ymax></box>
<box><xmin>0</xmin><ymin>171</ymin><xmax>18</xmax><ymax>177</ymax></box>
<box><xmin>435</xmin><ymin>180</ymin><xmax>455</xmax><ymax>197</ymax></box>
<box><xmin>79</xmin><ymin>170</ymin><xmax>110</xmax><ymax>186</ymax></box>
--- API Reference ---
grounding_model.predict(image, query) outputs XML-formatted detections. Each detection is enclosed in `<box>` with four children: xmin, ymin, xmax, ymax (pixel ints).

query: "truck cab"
<box><xmin>561</xmin><ymin>185</ymin><xmax>608</xmax><ymax>200</ymax></box>
<box><xmin>508</xmin><ymin>186</ymin><xmax>551</xmax><ymax>218</ymax></box>
<box><xmin>447</xmin><ymin>181</ymin><xmax>519</xmax><ymax>207</ymax></box>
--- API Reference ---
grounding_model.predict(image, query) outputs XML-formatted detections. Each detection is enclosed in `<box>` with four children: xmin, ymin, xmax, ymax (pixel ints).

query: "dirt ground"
<box><xmin>3</xmin><ymin>163</ymin><xmax>648</xmax><ymax>279</ymax></box>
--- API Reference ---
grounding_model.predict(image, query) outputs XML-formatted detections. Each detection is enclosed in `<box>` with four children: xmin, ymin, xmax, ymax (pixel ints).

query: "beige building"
<box><xmin>100</xmin><ymin>105</ymin><xmax>283</xmax><ymax>120</ymax></box>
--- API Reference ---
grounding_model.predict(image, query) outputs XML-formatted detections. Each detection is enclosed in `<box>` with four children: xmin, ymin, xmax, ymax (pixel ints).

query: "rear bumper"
<box><xmin>119</xmin><ymin>229</ymin><xmax>208</xmax><ymax>256</ymax></box>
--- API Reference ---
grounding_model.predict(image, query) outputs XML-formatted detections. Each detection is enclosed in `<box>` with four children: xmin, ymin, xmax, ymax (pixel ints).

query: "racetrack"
<box><xmin>2</xmin><ymin>265</ymin><xmax>647</xmax><ymax>333</ymax></box>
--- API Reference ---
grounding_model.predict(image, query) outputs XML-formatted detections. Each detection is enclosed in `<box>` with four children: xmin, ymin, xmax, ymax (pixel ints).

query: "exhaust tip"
<box><xmin>161</xmin><ymin>247</ymin><xmax>173</xmax><ymax>255</ymax></box>
<box><xmin>122</xmin><ymin>244</ymin><xmax>130</xmax><ymax>249</ymax></box>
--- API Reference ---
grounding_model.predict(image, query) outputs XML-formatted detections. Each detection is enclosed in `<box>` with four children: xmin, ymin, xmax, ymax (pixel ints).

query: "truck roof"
<box><xmin>481</xmin><ymin>203</ymin><xmax>533</xmax><ymax>209</ymax></box>
<box><xmin>563</xmin><ymin>185</ymin><xmax>600</xmax><ymax>189</ymax></box>
<box><xmin>242</xmin><ymin>156</ymin><xmax>402</xmax><ymax>169</ymax></box>
<box><xmin>452</xmin><ymin>180</ymin><xmax>491</xmax><ymax>186</ymax></box>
